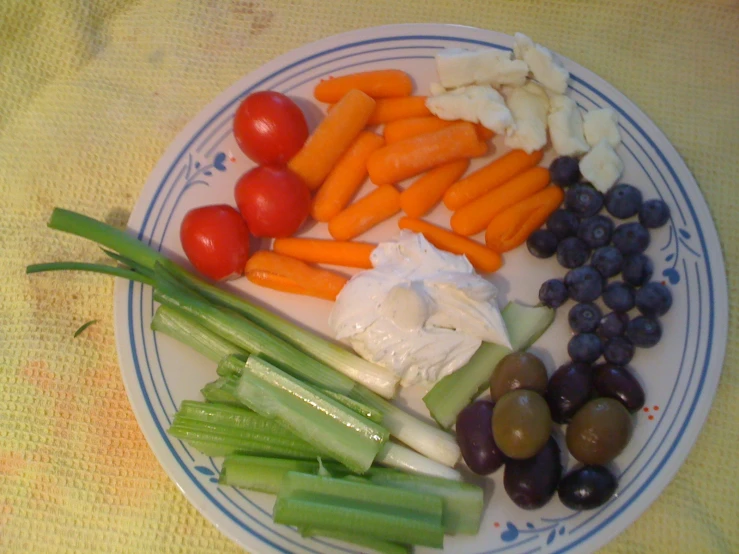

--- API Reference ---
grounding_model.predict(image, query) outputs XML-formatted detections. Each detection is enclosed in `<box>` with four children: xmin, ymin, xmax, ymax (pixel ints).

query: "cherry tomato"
<box><xmin>234</xmin><ymin>166</ymin><xmax>311</xmax><ymax>238</ymax></box>
<box><xmin>233</xmin><ymin>91</ymin><xmax>309</xmax><ymax>165</ymax></box>
<box><xmin>180</xmin><ymin>204</ymin><xmax>250</xmax><ymax>281</ymax></box>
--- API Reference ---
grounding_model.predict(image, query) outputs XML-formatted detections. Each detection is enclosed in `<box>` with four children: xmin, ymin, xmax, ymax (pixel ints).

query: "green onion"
<box><xmin>300</xmin><ymin>527</ymin><xmax>410</xmax><ymax>554</ymax></box>
<box><xmin>26</xmin><ymin>262</ymin><xmax>154</xmax><ymax>287</ymax></box>
<box><xmin>100</xmin><ymin>249</ymin><xmax>155</xmax><ymax>279</ymax></box>
<box><xmin>73</xmin><ymin>319</ymin><xmax>98</xmax><ymax>337</ymax></box>
<box><xmin>423</xmin><ymin>302</ymin><xmax>554</xmax><ymax>428</ymax></box>
<box><xmin>375</xmin><ymin>442</ymin><xmax>461</xmax><ymax>481</ymax></box>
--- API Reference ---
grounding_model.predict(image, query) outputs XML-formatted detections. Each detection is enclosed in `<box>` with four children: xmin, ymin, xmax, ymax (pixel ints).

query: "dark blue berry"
<box><xmin>565</xmin><ymin>185</ymin><xmax>604</xmax><ymax>218</ymax></box>
<box><xmin>547</xmin><ymin>209</ymin><xmax>580</xmax><ymax>240</ymax></box>
<box><xmin>612</xmin><ymin>222</ymin><xmax>650</xmax><ymax>255</ymax></box>
<box><xmin>527</xmin><ymin>229</ymin><xmax>559</xmax><ymax>258</ymax></box>
<box><xmin>577</xmin><ymin>215</ymin><xmax>614</xmax><ymax>249</ymax></box>
<box><xmin>591</xmin><ymin>246</ymin><xmax>624</xmax><ymax>278</ymax></box>
<box><xmin>539</xmin><ymin>279</ymin><xmax>569</xmax><ymax>308</ymax></box>
<box><xmin>602</xmin><ymin>282</ymin><xmax>636</xmax><ymax>313</ymax></box>
<box><xmin>604</xmin><ymin>184</ymin><xmax>642</xmax><ymax>219</ymax></box>
<box><xmin>568</xmin><ymin>333</ymin><xmax>604</xmax><ymax>364</ymax></box>
<box><xmin>569</xmin><ymin>303</ymin><xmax>603</xmax><ymax>334</ymax></box>
<box><xmin>597</xmin><ymin>312</ymin><xmax>630</xmax><ymax>339</ymax></box>
<box><xmin>603</xmin><ymin>336</ymin><xmax>635</xmax><ymax>365</ymax></box>
<box><xmin>638</xmin><ymin>199</ymin><xmax>670</xmax><ymax>228</ymax></box>
<box><xmin>626</xmin><ymin>316</ymin><xmax>662</xmax><ymax>348</ymax></box>
<box><xmin>564</xmin><ymin>266</ymin><xmax>604</xmax><ymax>303</ymax></box>
<box><xmin>635</xmin><ymin>282</ymin><xmax>672</xmax><ymax>316</ymax></box>
<box><xmin>622</xmin><ymin>254</ymin><xmax>654</xmax><ymax>287</ymax></box>
<box><xmin>549</xmin><ymin>156</ymin><xmax>581</xmax><ymax>187</ymax></box>
<box><xmin>557</xmin><ymin>237</ymin><xmax>591</xmax><ymax>269</ymax></box>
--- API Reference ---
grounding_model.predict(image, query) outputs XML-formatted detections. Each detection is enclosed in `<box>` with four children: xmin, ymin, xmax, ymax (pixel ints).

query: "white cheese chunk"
<box><xmin>426</xmin><ymin>85</ymin><xmax>515</xmax><ymax>135</ymax></box>
<box><xmin>435</xmin><ymin>47</ymin><xmax>529</xmax><ymax>89</ymax></box>
<box><xmin>548</xmin><ymin>95</ymin><xmax>590</xmax><ymax>156</ymax></box>
<box><xmin>502</xmin><ymin>81</ymin><xmax>550</xmax><ymax>154</ymax></box>
<box><xmin>579</xmin><ymin>139</ymin><xmax>624</xmax><ymax>192</ymax></box>
<box><xmin>428</xmin><ymin>82</ymin><xmax>447</xmax><ymax>96</ymax></box>
<box><xmin>583</xmin><ymin>108</ymin><xmax>621</xmax><ymax>148</ymax></box>
<box><xmin>512</xmin><ymin>33</ymin><xmax>569</xmax><ymax>94</ymax></box>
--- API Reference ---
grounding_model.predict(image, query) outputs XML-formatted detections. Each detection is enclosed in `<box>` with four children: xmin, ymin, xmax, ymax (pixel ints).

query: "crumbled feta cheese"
<box><xmin>579</xmin><ymin>139</ymin><xmax>624</xmax><ymax>192</ymax></box>
<box><xmin>548</xmin><ymin>95</ymin><xmax>589</xmax><ymax>156</ymax></box>
<box><xmin>426</xmin><ymin>85</ymin><xmax>515</xmax><ymax>135</ymax></box>
<box><xmin>512</xmin><ymin>33</ymin><xmax>569</xmax><ymax>94</ymax></box>
<box><xmin>435</xmin><ymin>47</ymin><xmax>529</xmax><ymax>89</ymax></box>
<box><xmin>502</xmin><ymin>81</ymin><xmax>550</xmax><ymax>154</ymax></box>
<box><xmin>428</xmin><ymin>82</ymin><xmax>447</xmax><ymax>96</ymax></box>
<box><xmin>583</xmin><ymin>108</ymin><xmax>621</xmax><ymax>148</ymax></box>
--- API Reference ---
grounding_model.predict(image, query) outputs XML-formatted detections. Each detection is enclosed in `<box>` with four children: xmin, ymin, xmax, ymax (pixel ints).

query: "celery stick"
<box><xmin>201</xmin><ymin>378</ymin><xmax>242</xmax><ymax>406</ymax></box>
<box><xmin>161</xmin><ymin>258</ymin><xmax>400</xmax><ymax>399</ymax></box>
<box><xmin>366</xmin><ymin>468</ymin><xmax>484</xmax><ymax>535</ymax></box>
<box><xmin>274</xmin><ymin>472</ymin><xmax>444</xmax><ymax>548</ymax></box>
<box><xmin>232</xmin><ymin>356</ymin><xmax>388</xmax><ymax>473</ymax></box>
<box><xmin>219</xmin><ymin>456</ymin><xmax>351</xmax><ymax>494</ymax></box>
<box><xmin>300</xmin><ymin>528</ymin><xmax>410</xmax><ymax>554</ymax></box>
<box><xmin>423</xmin><ymin>302</ymin><xmax>554</xmax><ymax>428</ymax></box>
<box><xmin>151</xmin><ymin>306</ymin><xmax>246</xmax><ymax>364</ymax></box>
<box><xmin>216</xmin><ymin>354</ymin><xmax>247</xmax><ymax>378</ymax></box>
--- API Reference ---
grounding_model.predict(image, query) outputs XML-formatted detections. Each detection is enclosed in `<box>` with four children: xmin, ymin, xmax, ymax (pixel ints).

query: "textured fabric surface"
<box><xmin>1</xmin><ymin>0</ymin><xmax>738</xmax><ymax>552</ymax></box>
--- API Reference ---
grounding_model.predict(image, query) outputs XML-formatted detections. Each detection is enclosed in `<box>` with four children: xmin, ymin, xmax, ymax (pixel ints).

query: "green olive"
<box><xmin>489</xmin><ymin>352</ymin><xmax>548</xmax><ymax>401</ymax></box>
<box><xmin>492</xmin><ymin>390</ymin><xmax>552</xmax><ymax>460</ymax></box>
<box><xmin>566</xmin><ymin>398</ymin><xmax>632</xmax><ymax>465</ymax></box>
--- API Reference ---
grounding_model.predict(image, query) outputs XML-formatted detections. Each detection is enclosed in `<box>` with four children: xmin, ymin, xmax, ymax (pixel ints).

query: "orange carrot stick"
<box><xmin>311</xmin><ymin>131</ymin><xmax>384</xmax><ymax>222</ymax></box>
<box><xmin>328</xmin><ymin>186</ymin><xmax>401</xmax><ymax>240</ymax></box>
<box><xmin>443</xmin><ymin>149</ymin><xmax>545</xmax><ymax>211</ymax></box>
<box><xmin>272</xmin><ymin>238</ymin><xmax>377</xmax><ymax>269</ymax></box>
<box><xmin>451</xmin><ymin>167</ymin><xmax>551</xmax><ymax>236</ymax></box>
<box><xmin>367</xmin><ymin>97</ymin><xmax>431</xmax><ymax>125</ymax></box>
<box><xmin>288</xmin><ymin>89</ymin><xmax>376</xmax><ymax>190</ymax></box>
<box><xmin>245</xmin><ymin>251</ymin><xmax>348</xmax><ymax>301</ymax></box>
<box><xmin>485</xmin><ymin>186</ymin><xmax>565</xmax><ymax>253</ymax></box>
<box><xmin>314</xmin><ymin>70</ymin><xmax>413</xmax><ymax>103</ymax></box>
<box><xmin>475</xmin><ymin>124</ymin><xmax>495</xmax><ymax>141</ymax></box>
<box><xmin>383</xmin><ymin>117</ymin><xmax>495</xmax><ymax>144</ymax></box>
<box><xmin>400</xmin><ymin>160</ymin><xmax>470</xmax><ymax>218</ymax></box>
<box><xmin>397</xmin><ymin>217</ymin><xmax>503</xmax><ymax>273</ymax></box>
<box><xmin>367</xmin><ymin>121</ymin><xmax>482</xmax><ymax>185</ymax></box>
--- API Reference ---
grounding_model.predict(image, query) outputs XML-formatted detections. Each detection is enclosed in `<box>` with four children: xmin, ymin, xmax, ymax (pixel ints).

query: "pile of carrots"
<box><xmin>245</xmin><ymin>69</ymin><xmax>564</xmax><ymax>301</ymax></box>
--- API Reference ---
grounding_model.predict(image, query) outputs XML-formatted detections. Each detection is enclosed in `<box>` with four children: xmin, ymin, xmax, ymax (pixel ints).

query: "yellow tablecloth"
<box><xmin>2</xmin><ymin>0</ymin><xmax>737</xmax><ymax>552</ymax></box>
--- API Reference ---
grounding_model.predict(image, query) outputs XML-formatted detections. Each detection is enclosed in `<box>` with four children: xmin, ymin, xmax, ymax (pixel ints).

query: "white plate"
<box><xmin>114</xmin><ymin>24</ymin><xmax>728</xmax><ymax>554</ymax></box>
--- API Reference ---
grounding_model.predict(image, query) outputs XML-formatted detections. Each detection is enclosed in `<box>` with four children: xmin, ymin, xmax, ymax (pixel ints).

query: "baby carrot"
<box><xmin>314</xmin><ymin>70</ymin><xmax>413</xmax><ymax>103</ymax></box>
<box><xmin>400</xmin><ymin>160</ymin><xmax>470</xmax><ymax>218</ymax></box>
<box><xmin>288</xmin><ymin>89</ymin><xmax>376</xmax><ymax>190</ymax></box>
<box><xmin>272</xmin><ymin>238</ymin><xmax>377</xmax><ymax>269</ymax></box>
<box><xmin>450</xmin><ymin>166</ymin><xmax>551</xmax><ymax>236</ymax></box>
<box><xmin>367</xmin><ymin>121</ymin><xmax>482</xmax><ymax>185</ymax></box>
<box><xmin>485</xmin><ymin>186</ymin><xmax>565</xmax><ymax>253</ymax></box>
<box><xmin>311</xmin><ymin>131</ymin><xmax>385</xmax><ymax>222</ymax></box>
<box><xmin>384</xmin><ymin>117</ymin><xmax>495</xmax><ymax>144</ymax></box>
<box><xmin>245</xmin><ymin>251</ymin><xmax>348</xmax><ymax>301</ymax></box>
<box><xmin>367</xmin><ymin>96</ymin><xmax>432</xmax><ymax>125</ymax></box>
<box><xmin>443</xmin><ymin>149</ymin><xmax>544</xmax><ymax>211</ymax></box>
<box><xmin>328</xmin><ymin>186</ymin><xmax>401</xmax><ymax>240</ymax></box>
<box><xmin>397</xmin><ymin>217</ymin><xmax>503</xmax><ymax>273</ymax></box>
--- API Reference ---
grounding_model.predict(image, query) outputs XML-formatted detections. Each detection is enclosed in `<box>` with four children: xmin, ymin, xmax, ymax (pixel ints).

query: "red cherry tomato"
<box><xmin>233</xmin><ymin>91</ymin><xmax>309</xmax><ymax>165</ymax></box>
<box><xmin>180</xmin><ymin>204</ymin><xmax>251</xmax><ymax>281</ymax></box>
<box><xmin>234</xmin><ymin>166</ymin><xmax>311</xmax><ymax>238</ymax></box>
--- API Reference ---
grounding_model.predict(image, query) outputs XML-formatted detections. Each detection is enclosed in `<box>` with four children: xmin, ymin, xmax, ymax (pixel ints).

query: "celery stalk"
<box><xmin>200</xmin><ymin>378</ymin><xmax>242</xmax><ymax>406</ymax></box>
<box><xmin>219</xmin><ymin>456</ymin><xmax>351</xmax><ymax>494</ymax></box>
<box><xmin>300</xmin><ymin>528</ymin><xmax>410</xmax><ymax>554</ymax></box>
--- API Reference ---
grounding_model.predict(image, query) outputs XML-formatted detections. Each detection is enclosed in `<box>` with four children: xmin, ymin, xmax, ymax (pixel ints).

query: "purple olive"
<box><xmin>504</xmin><ymin>437</ymin><xmax>562</xmax><ymax>510</ymax></box>
<box><xmin>545</xmin><ymin>362</ymin><xmax>593</xmax><ymax>424</ymax></box>
<box><xmin>593</xmin><ymin>364</ymin><xmax>645</xmax><ymax>412</ymax></box>
<box><xmin>455</xmin><ymin>400</ymin><xmax>507</xmax><ymax>475</ymax></box>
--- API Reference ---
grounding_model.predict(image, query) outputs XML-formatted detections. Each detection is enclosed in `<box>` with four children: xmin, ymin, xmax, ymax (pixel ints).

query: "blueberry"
<box><xmin>603</xmin><ymin>336</ymin><xmax>635</xmax><ymax>365</ymax></box>
<box><xmin>568</xmin><ymin>333</ymin><xmax>604</xmax><ymax>364</ymax></box>
<box><xmin>604</xmin><ymin>184</ymin><xmax>643</xmax><ymax>219</ymax></box>
<box><xmin>591</xmin><ymin>246</ymin><xmax>624</xmax><ymax>278</ymax></box>
<box><xmin>565</xmin><ymin>185</ymin><xmax>604</xmax><ymax>218</ymax></box>
<box><xmin>569</xmin><ymin>303</ymin><xmax>603</xmax><ymax>334</ymax></box>
<box><xmin>549</xmin><ymin>156</ymin><xmax>581</xmax><ymax>187</ymax></box>
<box><xmin>557</xmin><ymin>237</ymin><xmax>591</xmax><ymax>269</ymax></box>
<box><xmin>622</xmin><ymin>254</ymin><xmax>654</xmax><ymax>287</ymax></box>
<box><xmin>612</xmin><ymin>222</ymin><xmax>650</xmax><ymax>255</ymax></box>
<box><xmin>626</xmin><ymin>316</ymin><xmax>662</xmax><ymax>348</ymax></box>
<box><xmin>602</xmin><ymin>282</ymin><xmax>636</xmax><ymax>313</ymax></box>
<box><xmin>547</xmin><ymin>209</ymin><xmax>580</xmax><ymax>240</ymax></box>
<box><xmin>597</xmin><ymin>312</ymin><xmax>630</xmax><ymax>339</ymax></box>
<box><xmin>539</xmin><ymin>279</ymin><xmax>569</xmax><ymax>308</ymax></box>
<box><xmin>565</xmin><ymin>266</ymin><xmax>604</xmax><ymax>303</ymax></box>
<box><xmin>635</xmin><ymin>282</ymin><xmax>672</xmax><ymax>316</ymax></box>
<box><xmin>578</xmin><ymin>215</ymin><xmax>614</xmax><ymax>249</ymax></box>
<box><xmin>639</xmin><ymin>199</ymin><xmax>670</xmax><ymax>228</ymax></box>
<box><xmin>527</xmin><ymin>229</ymin><xmax>559</xmax><ymax>258</ymax></box>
